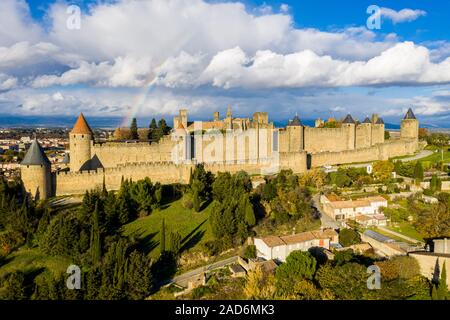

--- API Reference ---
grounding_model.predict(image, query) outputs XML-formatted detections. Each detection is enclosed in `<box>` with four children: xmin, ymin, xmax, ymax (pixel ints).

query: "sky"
<box><xmin>1</xmin><ymin>0</ymin><xmax>450</xmax><ymax>127</ymax></box>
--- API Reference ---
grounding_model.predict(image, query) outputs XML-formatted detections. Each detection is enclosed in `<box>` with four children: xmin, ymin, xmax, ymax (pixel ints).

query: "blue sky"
<box><xmin>1</xmin><ymin>0</ymin><xmax>450</xmax><ymax>127</ymax></box>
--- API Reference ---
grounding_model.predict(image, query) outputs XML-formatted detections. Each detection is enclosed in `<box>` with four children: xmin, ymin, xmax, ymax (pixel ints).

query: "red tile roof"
<box><xmin>71</xmin><ymin>113</ymin><xmax>93</xmax><ymax>135</ymax></box>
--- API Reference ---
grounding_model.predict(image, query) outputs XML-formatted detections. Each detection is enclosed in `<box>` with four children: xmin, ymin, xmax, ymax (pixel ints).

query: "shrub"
<box><xmin>243</xmin><ymin>245</ymin><xmax>257</xmax><ymax>259</ymax></box>
<box><xmin>203</xmin><ymin>239</ymin><xmax>223</xmax><ymax>256</ymax></box>
<box><xmin>181</xmin><ymin>193</ymin><xmax>193</xmax><ymax>210</ymax></box>
<box><xmin>338</xmin><ymin>228</ymin><xmax>361</xmax><ymax>247</ymax></box>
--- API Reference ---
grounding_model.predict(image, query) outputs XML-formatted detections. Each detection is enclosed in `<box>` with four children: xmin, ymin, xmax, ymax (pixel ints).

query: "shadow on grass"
<box><xmin>179</xmin><ymin>219</ymin><xmax>208</xmax><ymax>253</ymax></box>
<box><xmin>181</xmin><ymin>219</ymin><xmax>207</xmax><ymax>245</ymax></box>
<box><xmin>199</xmin><ymin>198</ymin><xmax>213</xmax><ymax>212</ymax></box>
<box><xmin>132</xmin><ymin>231</ymin><xmax>159</xmax><ymax>255</ymax></box>
<box><xmin>180</xmin><ymin>230</ymin><xmax>205</xmax><ymax>254</ymax></box>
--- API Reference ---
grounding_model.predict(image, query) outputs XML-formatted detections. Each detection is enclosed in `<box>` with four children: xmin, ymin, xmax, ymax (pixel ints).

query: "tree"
<box><xmin>90</xmin><ymin>202</ymin><xmax>102</xmax><ymax>265</ymax></box>
<box><xmin>160</xmin><ymin>218</ymin><xmax>166</xmax><ymax>253</ymax></box>
<box><xmin>149</xmin><ymin>118</ymin><xmax>157</xmax><ymax>129</ymax></box>
<box><xmin>413</xmin><ymin>161</ymin><xmax>424</xmax><ymax>183</ymax></box>
<box><xmin>275</xmin><ymin>251</ymin><xmax>317</xmax><ymax>294</ymax></box>
<box><xmin>130</xmin><ymin>118</ymin><xmax>139</xmax><ymax>140</ymax></box>
<box><xmin>437</xmin><ymin>262</ymin><xmax>448</xmax><ymax>300</ymax></box>
<box><xmin>430</xmin><ymin>175</ymin><xmax>442</xmax><ymax>193</ymax></box>
<box><xmin>241</xmin><ymin>194</ymin><xmax>255</xmax><ymax>227</ymax></box>
<box><xmin>338</xmin><ymin>228</ymin><xmax>361</xmax><ymax>247</ymax></box>
<box><xmin>0</xmin><ymin>271</ymin><xmax>27</xmax><ymax>300</ymax></box>
<box><xmin>316</xmin><ymin>262</ymin><xmax>370</xmax><ymax>300</ymax></box>
<box><xmin>414</xmin><ymin>201</ymin><xmax>450</xmax><ymax>238</ymax></box>
<box><xmin>244</xmin><ymin>265</ymin><xmax>276</xmax><ymax>300</ymax></box>
<box><xmin>329</xmin><ymin>170</ymin><xmax>351</xmax><ymax>188</ymax></box>
<box><xmin>126</xmin><ymin>251</ymin><xmax>153</xmax><ymax>299</ymax></box>
<box><xmin>375</xmin><ymin>256</ymin><xmax>420</xmax><ymax>281</ymax></box>
<box><xmin>384</xmin><ymin>131</ymin><xmax>390</xmax><ymax>140</ymax></box>
<box><xmin>373</xmin><ymin>161</ymin><xmax>394</xmax><ymax>182</ymax></box>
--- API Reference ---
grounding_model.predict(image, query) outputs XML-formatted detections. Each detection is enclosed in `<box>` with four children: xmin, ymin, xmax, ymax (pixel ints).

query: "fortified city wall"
<box><xmin>310</xmin><ymin>139</ymin><xmax>418</xmax><ymax>167</ymax></box>
<box><xmin>54</xmin><ymin>151</ymin><xmax>307</xmax><ymax>196</ymax></box>
<box><xmin>90</xmin><ymin>135</ymin><xmax>176</xmax><ymax>168</ymax></box>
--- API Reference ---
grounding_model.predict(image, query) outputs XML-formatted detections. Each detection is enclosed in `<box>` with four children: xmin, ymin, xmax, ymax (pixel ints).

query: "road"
<box><xmin>312</xmin><ymin>195</ymin><xmax>340</xmax><ymax>229</ymax></box>
<box><xmin>341</xmin><ymin>149</ymin><xmax>433</xmax><ymax>169</ymax></box>
<box><xmin>398</xmin><ymin>150</ymin><xmax>433</xmax><ymax>162</ymax></box>
<box><xmin>377</xmin><ymin>226</ymin><xmax>424</xmax><ymax>245</ymax></box>
<box><xmin>165</xmin><ymin>256</ymin><xmax>239</xmax><ymax>287</ymax></box>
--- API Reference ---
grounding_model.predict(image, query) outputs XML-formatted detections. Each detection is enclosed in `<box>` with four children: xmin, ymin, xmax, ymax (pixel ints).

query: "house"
<box><xmin>254</xmin><ymin>229</ymin><xmax>339</xmax><ymax>262</ymax></box>
<box><xmin>321</xmin><ymin>195</ymin><xmax>388</xmax><ymax>225</ymax></box>
<box><xmin>354</xmin><ymin>214</ymin><xmax>387</xmax><ymax>227</ymax></box>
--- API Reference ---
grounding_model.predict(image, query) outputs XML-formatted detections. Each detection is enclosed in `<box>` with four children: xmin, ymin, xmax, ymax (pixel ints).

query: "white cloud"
<box><xmin>32</xmin><ymin>55</ymin><xmax>153</xmax><ymax>88</ymax></box>
<box><xmin>0</xmin><ymin>42</ymin><xmax>62</xmax><ymax>69</ymax></box>
<box><xmin>379</xmin><ymin>7</ymin><xmax>427</xmax><ymax>24</ymax></box>
<box><xmin>157</xmin><ymin>42</ymin><xmax>450</xmax><ymax>89</ymax></box>
<box><xmin>0</xmin><ymin>0</ymin><xmax>448</xmax><ymax>123</ymax></box>
<box><xmin>30</xmin><ymin>42</ymin><xmax>450</xmax><ymax>90</ymax></box>
<box><xmin>0</xmin><ymin>0</ymin><xmax>42</xmax><ymax>46</ymax></box>
<box><xmin>280</xmin><ymin>4</ymin><xmax>289</xmax><ymax>13</ymax></box>
<box><xmin>0</xmin><ymin>73</ymin><xmax>17</xmax><ymax>90</ymax></box>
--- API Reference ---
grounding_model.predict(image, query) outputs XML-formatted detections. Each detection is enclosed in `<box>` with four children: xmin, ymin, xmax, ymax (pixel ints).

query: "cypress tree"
<box><xmin>192</xmin><ymin>187</ymin><xmax>201</xmax><ymax>212</ymax></box>
<box><xmin>437</xmin><ymin>262</ymin><xmax>448</xmax><ymax>300</ymax></box>
<box><xmin>102</xmin><ymin>175</ymin><xmax>108</xmax><ymax>197</ymax></box>
<box><xmin>243</xmin><ymin>195</ymin><xmax>256</xmax><ymax>227</ymax></box>
<box><xmin>149</xmin><ymin>118</ymin><xmax>157</xmax><ymax>129</ymax></box>
<box><xmin>432</xmin><ymin>284</ymin><xmax>439</xmax><ymax>300</ymax></box>
<box><xmin>160</xmin><ymin>218</ymin><xmax>166</xmax><ymax>253</ymax></box>
<box><xmin>414</xmin><ymin>161</ymin><xmax>424</xmax><ymax>183</ymax></box>
<box><xmin>130</xmin><ymin>118</ymin><xmax>139</xmax><ymax>140</ymax></box>
<box><xmin>90</xmin><ymin>201</ymin><xmax>102</xmax><ymax>265</ymax></box>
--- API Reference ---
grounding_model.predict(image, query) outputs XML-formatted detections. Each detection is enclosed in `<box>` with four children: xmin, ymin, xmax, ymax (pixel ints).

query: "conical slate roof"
<box><xmin>288</xmin><ymin>115</ymin><xmax>302</xmax><ymax>126</ymax></box>
<box><xmin>404</xmin><ymin>108</ymin><xmax>416</xmax><ymax>120</ymax></box>
<box><xmin>376</xmin><ymin>118</ymin><xmax>384</xmax><ymax>124</ymax></box>
<box><xmin>342</xmin><ymin>114</ymin><xmax>355</xmax><ymax>124</ymax></box>
<box><xmin>71</xmin><ymin>113</ymin><xmax>93</xmax><ymax>134</ymax></box>
<box><xmin>362</xmin><ymin>117</ymin><xmax>371</xmax><ymax>124</ymax></box>
<box><xmin>21</xmin><ymin>139</ymin><xmax>51</xmax><ymax>166</ymax></box>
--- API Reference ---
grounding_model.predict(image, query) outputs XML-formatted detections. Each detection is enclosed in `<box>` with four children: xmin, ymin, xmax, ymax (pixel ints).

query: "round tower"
<box><xmin>69</xmin><ymin>113</ymin><xmax>93</xmax><ymax>172</ymax></box>
<box><xmin>401</xmin><ymin>108</ymin><xmax>419</xmax><ymax>140</ymax></box>
<box><xmin>20</xmin><ymin>138</ymin><xmax>51</xmax><ymax>200</ymax></box>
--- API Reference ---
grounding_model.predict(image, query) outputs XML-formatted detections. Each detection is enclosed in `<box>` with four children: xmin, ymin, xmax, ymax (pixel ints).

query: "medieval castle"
<box><xmin>20</xmin><ymin>108</ymin><xmax>419</xmax><ymax>200</ymax></box>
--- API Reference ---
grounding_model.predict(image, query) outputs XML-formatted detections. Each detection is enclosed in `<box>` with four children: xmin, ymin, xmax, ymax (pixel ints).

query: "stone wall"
<box><xmin>303</xmin><ymin>127</ymin><xmax>351</xmax><ymax>153</ymax></box>
<box><xmin>310</xmin><ymin>139</ymin><xmax>417</xmax><ymax>167</ymax></box>
<box><xmin>355</xmin><ymin>124</ymin><xmax>372</xmax><ymax>149</ymax></box>
<box><xmin>90</xmin><ymin>135</ymin><xmax>176</xmax><ymax>168</ymax></box>
<box><xmin>409</xmin><ymin>252</ymin><xmax>450</xmax><ymax>285</ymax></box>
<box><xmin>55</xmin><ymin>154</ymin><xmax>303</xmax><ymax>195</ymax></box>
<box><xmin>56</xmin><ymin>162</ymin><xmax>192</xmax><ymax>195</ymax></box>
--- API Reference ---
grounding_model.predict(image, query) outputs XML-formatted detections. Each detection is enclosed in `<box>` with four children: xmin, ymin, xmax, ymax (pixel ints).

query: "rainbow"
<box><xmin>120</xmin><ymin>73</ymin><xmax>159</xmax><ymax>128</ymax></box>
